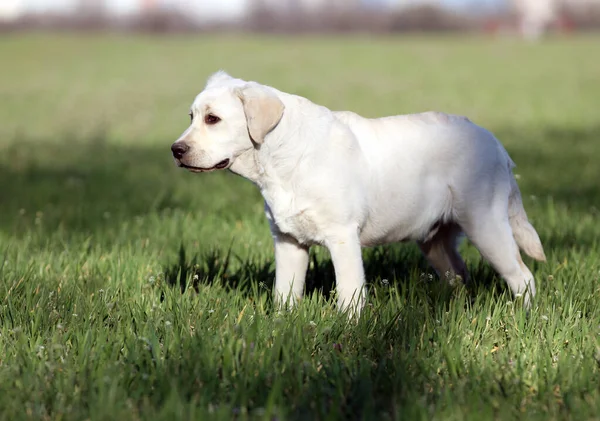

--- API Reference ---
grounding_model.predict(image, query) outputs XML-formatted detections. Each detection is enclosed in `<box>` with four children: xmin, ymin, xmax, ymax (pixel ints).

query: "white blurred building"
<box><xmin>512</xmin><ymin>0</ymin><xmax>558</xmax><ymax>39</ymax></box>
<box><xmin>512</xmin><ymin>0</ymin><xmax>600</xmax><ymax>39</ymax></box>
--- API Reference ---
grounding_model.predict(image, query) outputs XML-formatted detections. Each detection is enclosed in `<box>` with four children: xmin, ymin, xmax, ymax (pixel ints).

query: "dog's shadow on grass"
<box><xmin>162</xmin><ymin>242</ymin><xmax>509</xmax><ymax>308</ymax></box>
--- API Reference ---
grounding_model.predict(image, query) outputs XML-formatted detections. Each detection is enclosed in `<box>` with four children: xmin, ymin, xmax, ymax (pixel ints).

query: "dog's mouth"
<box><xmin>179</xmin><ymin>159</ymin><xmax>230</xmax><ymax>173</ymax></box>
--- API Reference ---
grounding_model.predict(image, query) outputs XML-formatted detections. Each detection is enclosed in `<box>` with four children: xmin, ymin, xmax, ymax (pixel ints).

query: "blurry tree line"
<box><xmin>1</xmin><ymin>2</ymin><xmax>599</xmax><ymax>34</ymax></box>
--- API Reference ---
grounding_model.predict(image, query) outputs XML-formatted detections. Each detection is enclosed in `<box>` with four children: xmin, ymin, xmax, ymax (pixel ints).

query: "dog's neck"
<box><xmin>229</xmin><ymin>93</ymin><xmax>324</xmax><ymax>191</ymax></box>
<box><xmin>229</xmin><ymin>147</ymin><xmax>263</xmax><ymax>185</ymax></box>
<box><xmin>228</xmin><ymin>130</ymin><xmax>297</xmax><ymax>192</ymax></box>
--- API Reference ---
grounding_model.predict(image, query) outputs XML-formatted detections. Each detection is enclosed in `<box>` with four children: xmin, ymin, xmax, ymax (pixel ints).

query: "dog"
<box><xmin>171</xmin><ymin>71</ymin><xmax>546</xmax><ymax>316</ymax></box>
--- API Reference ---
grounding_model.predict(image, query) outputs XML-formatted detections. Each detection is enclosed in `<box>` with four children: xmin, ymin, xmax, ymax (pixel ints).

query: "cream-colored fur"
<box><xmin>171</xmin><ymin>71</ymin><xmax>546</xmax><ymax>317</ymax></box>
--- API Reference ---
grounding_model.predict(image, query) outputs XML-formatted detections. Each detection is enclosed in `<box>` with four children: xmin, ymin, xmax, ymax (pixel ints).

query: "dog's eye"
<box><xmin>189</xmin><ymin>112</ymin><xmax>193</xmax><ymax>123</ymax></box>
<box><xmin>205</xmin><ymin>114</ymin><xmax>221</xmax><ymax>125</ymax></box>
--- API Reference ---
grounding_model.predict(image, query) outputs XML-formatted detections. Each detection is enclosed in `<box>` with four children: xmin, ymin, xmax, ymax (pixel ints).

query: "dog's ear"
<box><xmin>237</xmin><ymin>84</ymin><xmax>285</xmax><ymax>144</ymax></box>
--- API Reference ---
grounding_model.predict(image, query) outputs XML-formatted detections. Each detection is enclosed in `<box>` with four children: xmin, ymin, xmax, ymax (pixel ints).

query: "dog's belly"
<box><xmin>357</xmin><ymin>185</ymin><xmax>453</xmax><ymax>247</ymax></box>
<box><xmin>359</xmin><ymin>219</ymin><xmax>430</xmax><ymax>247</ymax></box>
<box><xmin>359</xmin><ymin>228</ymin><xmax>410</xmax><ymax>247</ymax></box>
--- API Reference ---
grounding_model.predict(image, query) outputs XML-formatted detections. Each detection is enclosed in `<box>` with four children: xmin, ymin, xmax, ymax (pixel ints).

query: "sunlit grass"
<box><xmin>0</xmin><ymin>34</ymin><xmax>599</xmax><ymax>420</ymax></box>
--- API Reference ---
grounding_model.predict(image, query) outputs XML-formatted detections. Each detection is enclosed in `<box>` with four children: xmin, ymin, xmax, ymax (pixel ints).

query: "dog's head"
<box><xmin>171</xmin><ymin>71</ymin><xmax>285</xmax><ymax>173</ymax></box>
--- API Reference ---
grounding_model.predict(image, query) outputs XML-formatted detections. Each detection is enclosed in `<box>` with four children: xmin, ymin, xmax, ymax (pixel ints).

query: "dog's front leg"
<box><xmin>326</xmin><ymin>228</ymin><xmax>366</xmax><ymax>317</ymax></box>
<box><xmin>272</xmin><ymin>232</ymin><xmax>309</xmax><ymax>309</ymax></box>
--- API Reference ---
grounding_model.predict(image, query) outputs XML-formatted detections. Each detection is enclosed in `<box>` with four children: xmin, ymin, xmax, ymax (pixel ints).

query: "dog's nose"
<box><xmin>171</xmin><ymin>142</ymin><xmax>189</xmax><ymax>159</ymax></box>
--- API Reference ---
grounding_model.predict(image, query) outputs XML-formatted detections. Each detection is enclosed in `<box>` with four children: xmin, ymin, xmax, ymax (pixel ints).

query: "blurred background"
<box><xmin>1</xmin><ymin>0</ymin><xmax>600</xmax><ymax>38</ymax></box>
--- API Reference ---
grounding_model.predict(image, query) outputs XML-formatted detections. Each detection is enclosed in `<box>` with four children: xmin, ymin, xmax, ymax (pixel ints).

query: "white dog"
<box><xmin>171</xmin><ymin>71</ymin><xmax>546</xmax><ymax>316</ymax></box>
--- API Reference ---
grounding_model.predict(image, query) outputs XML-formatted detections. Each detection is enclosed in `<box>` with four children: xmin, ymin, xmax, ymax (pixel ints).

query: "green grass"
<box><xmin>1</xmin><ymin>33</ymin><xmax>599</xmax><ymax>420</ymax></box>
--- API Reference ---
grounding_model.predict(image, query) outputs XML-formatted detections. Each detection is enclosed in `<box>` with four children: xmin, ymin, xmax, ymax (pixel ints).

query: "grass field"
<box><xmin>1</xmin><ymin>33</ymin><xmax>599</xmax><ymax>420</ymax></box>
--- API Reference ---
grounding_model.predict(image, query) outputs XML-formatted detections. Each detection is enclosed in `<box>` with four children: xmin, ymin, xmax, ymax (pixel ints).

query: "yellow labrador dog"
<box><xmin>171</xmin><ymin>71</ymin><xmax>546</xmax><ymax>316</ymax></box>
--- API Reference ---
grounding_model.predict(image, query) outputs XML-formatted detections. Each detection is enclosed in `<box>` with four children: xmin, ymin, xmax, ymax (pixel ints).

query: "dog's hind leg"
<box><xmin>418</xmin><ymin>222</ymin><xmax>468</xmax><ymax>285</ymax></box>
<box><xmin>461</xmin><ymin>211</ymin><xmax>536</xmax><ymax>308</ymax></box>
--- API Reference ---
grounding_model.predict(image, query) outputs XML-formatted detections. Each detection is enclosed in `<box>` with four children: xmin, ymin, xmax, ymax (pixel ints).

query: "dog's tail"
<box><xmin>506</xmin><ymin>159</ymin><xmax>546</xmax><ymax>262</ymax></box>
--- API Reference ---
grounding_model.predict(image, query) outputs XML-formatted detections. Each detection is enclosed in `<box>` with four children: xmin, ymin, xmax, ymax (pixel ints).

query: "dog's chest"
<box><xmin>262</xmin><ymin>187</ymin><xmax>321</xmax><ymax>244</ymax></box>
